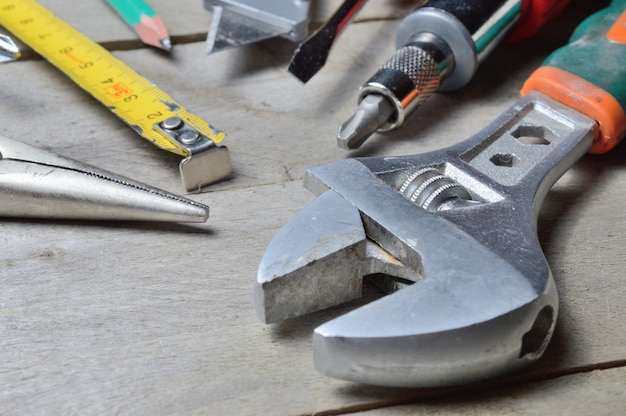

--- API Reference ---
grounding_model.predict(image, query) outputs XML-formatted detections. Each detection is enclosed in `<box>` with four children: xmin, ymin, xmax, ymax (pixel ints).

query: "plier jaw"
<box><xmin>0</xmin><ymin>135</ymin><xmax>209</xmax><ymax>222</ymax></box>
<box><xmin>256</xmin><ymin>92</ymin><xmax>599</xmax><ymax>387</ymax></box>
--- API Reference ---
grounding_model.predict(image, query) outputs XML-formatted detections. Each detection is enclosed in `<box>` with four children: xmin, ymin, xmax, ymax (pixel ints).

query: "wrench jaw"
<box><xmin>255</xmin><ymin>189</ymin><xmax>424</xmax><ymax>324</ymax></box>
<box><xmin>255</xmin><ymin>190</ymin><xmax>367</xmax><ymax>324</ymax></box>
<box><xmin>308</xmin><ymin>189</ymin><xmax>559</xmax><ymax>386</ymax></box>
<box><xmin>313</xmin><ymin>275</ymin><xmax>558</xmax><ymax>388</ymax></box>
<box><xmin>313</xmin><ymin>218</ymin><xmax>558</xmax><ymax>388</ymax></box>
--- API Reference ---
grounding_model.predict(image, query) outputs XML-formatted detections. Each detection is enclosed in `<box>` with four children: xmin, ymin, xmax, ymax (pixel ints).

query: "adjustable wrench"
<box><xmin>256</xmin><ymin>1</ymin><xmax>626</xmax><ymax>387</ymax></box>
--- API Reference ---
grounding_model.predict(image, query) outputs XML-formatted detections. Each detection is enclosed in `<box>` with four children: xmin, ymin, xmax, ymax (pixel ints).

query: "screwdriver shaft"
<box><xmin>338</xmin><ymin>32</ymin><xmax>452</xmax><ymax>149</ymax></box>
<box><xmin>339</xmin><ymin>0</ymin><xmax>525</xmax><ymax>149</ymax></box>
<box><xmin>0</xmin><ymin>34</ymin><xmax>20</xmax><ymax>62</ymax></box>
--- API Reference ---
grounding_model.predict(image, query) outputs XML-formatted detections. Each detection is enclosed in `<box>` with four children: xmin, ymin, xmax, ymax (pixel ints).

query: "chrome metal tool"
<box><xmin>204</xmin><ymin>0</ymin><xmax>310</xmax><ymax>54</ymax></box>
<box><xmin>256</xmin><ymin>1</ymin><xmax>626</xmax><ymax>387</ymax></box>
<box><xmin>0</xmin><ymin>34</ymin><xmax>20</xmax><ymax>63</ymax></box>
<box><xmin>0</xmin><ymin>134</ymin><xmax>209</xmax><ymax>222</ymax></box>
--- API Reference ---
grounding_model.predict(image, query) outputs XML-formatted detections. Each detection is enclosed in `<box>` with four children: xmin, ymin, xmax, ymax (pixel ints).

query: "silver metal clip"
<box><xmin>155</xmin><ymin>117</ymin><xmax>231</xmax><ymax>192</ymax></box>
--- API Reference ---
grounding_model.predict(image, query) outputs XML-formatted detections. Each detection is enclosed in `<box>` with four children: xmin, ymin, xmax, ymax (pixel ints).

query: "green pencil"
<box><xmin>106</xmin><ymin>0</ymin><xmax>172</xmax><ymax>51</ymax></box>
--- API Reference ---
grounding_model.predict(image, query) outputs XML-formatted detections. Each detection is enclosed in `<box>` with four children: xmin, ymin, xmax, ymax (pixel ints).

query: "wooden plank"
<box><xmin>1</xmin><ymin>1</ymin><xmax>625</xmax><ymax>415</ymax></box>
<box><xmin>355</xmin><ymin>367</ymin><xmax>626</xmax><ymax>415</ymax></box>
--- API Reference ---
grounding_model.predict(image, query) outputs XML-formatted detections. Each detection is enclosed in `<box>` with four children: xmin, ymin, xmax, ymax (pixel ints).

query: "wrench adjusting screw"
<box><xmin>399</xmin><ymin>167</ymin><xmax>480</xmax><ymax>211</ymax></box>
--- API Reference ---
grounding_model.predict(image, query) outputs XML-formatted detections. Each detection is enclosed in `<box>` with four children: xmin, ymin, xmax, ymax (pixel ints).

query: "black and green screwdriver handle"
<box><xmin>522</xmin><ymin>0</ymin><xmax>626</xmax><ymax>154</ymax></box>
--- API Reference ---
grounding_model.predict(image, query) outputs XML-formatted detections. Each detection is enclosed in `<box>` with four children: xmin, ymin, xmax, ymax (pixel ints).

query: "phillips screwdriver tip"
<box><xmin>337</xmin><ymin>94</ymin><xmax>395</xmax><ymax>149</ymax></box>
<box><xmin>159</xmin><ymin>38</ymin><xmax>172</xmax><ymax>51</ymax></box>
<box><xmin>0</xmin><ymin>34</ymin><xmax>20</xmax><ymax>62</ymax></box>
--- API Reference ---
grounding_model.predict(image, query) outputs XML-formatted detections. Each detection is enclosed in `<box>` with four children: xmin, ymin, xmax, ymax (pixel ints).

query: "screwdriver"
<box><xmin>338</xmin><ymin>0</ymin><xmax>570</xmax><ymax>149</ymax></box>
<box><xmin>288</xmin><ymin>0</ymin><xmax>366</xmax><ymax>83</ymax></box>
<box><xmin>0</xmin><ymin>34</ymin><xmax>20</xmax><ymax>62</ymax></box>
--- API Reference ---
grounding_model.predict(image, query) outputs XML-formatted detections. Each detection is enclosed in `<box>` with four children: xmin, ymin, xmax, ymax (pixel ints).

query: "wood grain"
<box><xmin>1</xmin><ymin>1</ymin><xmax>624</xmax><ymax>414</ymax></box>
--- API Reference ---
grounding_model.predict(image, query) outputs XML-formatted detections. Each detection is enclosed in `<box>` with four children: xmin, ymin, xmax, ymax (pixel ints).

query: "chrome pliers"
<box><xmin>0</xmin><ymin>134</ymin><xmax>209</xmax><ymax>222</ymax></box>
<box><xmin>256</xmin><ymin>1</ymin><xmax>626</xmax><ymax>387</ymax></box>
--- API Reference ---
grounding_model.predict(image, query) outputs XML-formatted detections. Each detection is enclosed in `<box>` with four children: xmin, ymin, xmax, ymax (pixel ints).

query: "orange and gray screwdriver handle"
<box><xmin>522</xmin><ymin>0</ymin><xmax>626</xmax><ymax>154</ymax></box>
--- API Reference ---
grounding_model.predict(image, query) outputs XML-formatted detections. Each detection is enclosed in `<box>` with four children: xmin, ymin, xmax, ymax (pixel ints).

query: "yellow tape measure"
<box><xmin>0</xmin><ymin>0</ymin><xmax>230</xmax><ymax>190</ymax></box>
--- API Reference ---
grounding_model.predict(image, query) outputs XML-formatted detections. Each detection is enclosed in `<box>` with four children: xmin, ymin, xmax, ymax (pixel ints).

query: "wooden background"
<box><xmin>1</xmin><ymin>0</ymin><xmax>624</xmax><ymax>414</ymax></box>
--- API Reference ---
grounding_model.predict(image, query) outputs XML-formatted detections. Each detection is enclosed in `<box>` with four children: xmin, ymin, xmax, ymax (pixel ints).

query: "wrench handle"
<box><xmin>521</xmin><ymin>0</ymin><xmax>626</xmax><ymax>154</ymax></box>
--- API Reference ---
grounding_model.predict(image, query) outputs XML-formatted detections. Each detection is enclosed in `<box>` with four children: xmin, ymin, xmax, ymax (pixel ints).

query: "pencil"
<box><xmin>106</xmin><ymin>0</ymin><xmax>172</xmax><ymax>51</ymax></box>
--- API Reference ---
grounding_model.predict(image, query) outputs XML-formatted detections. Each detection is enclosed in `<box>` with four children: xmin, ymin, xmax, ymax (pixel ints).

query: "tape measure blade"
<box><xmin>0</xmin><ymin>0</ymin><xmax>226</xmax><ymax>157</ymax></box>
